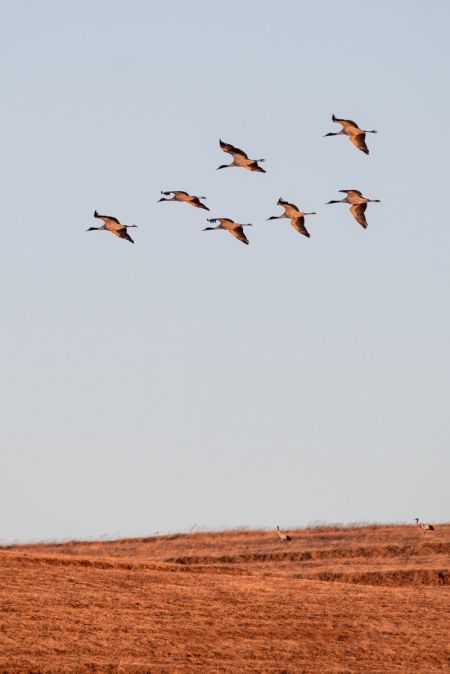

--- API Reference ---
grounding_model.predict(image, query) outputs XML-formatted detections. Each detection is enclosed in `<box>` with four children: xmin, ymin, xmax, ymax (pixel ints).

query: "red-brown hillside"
<box><xmin>1</xmin><ymin>523</ymin><xmax>449</xmax><ymax>673</ymax></box>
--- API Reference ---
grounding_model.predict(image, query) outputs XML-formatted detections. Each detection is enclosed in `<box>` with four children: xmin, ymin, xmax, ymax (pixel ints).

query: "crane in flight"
<box><xmin>324</xmin><ymin>114</ymin><xmax>378</xmax><ymax>154</ymax></box>
<box><xmin>203</xmin><ymin>217</ymin><xmax>252</xmax><ymax>245</ymax></box>
<box><xmin>326</xmin><ymin>190</ymin><xmax>380</xmax><ymax>228</ymax></box>
<box><xmin>158</xmin><ymin>191</ymin><xmax>209</xmax><ymax>211</ymax></box>
<box><xmin>86</xmin><ymin>211</ymin><xmax>137</xmax><ymax>243</ymax></box>
<box><xmin>217</xmin><ymin>139</ymin><xmax>266</xmax><ymax>172</ymax></box>
<box><xmin>267</xmin><ymin>198</ymin><xmax>316</xmax><ymax>237</ymax></box>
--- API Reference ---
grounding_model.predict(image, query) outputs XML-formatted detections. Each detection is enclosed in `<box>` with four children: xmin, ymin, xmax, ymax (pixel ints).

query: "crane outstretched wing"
<box><xmin>291</xmin><ymin>216</ymin><xmax>310</xmax><ymax>237</ymax></box>
<box><xmin>230</xmin><ymin>225</ymin><xmax>249</xmax><ymax>245</ymax></box>
<box><xmin>94</xmin><ymin>210</ymin><xmax>122</xmax><ymax>226</ymax></box>
<box><xmin>115</xmin><ymin>229</ymin><xmax>134</xmax><ymax>243</ymax></box>
<box><xmin>339</xmin><ymin>190</ymin><xmax>363</xmax><ymax>198</ymax></box>
<box><xmin>350</xmin><ymin>133</ymin><xmax>369</xmax><ymax>154</ymax></box>
<box><xmin>332</xmin><ymin>114</ymin><xmax>360</xmax><ymax>129</ymax></box>
<box><xmin>219</xmin><ymin>139</ymin><xmax>249</xmax><ymax>159</ymax></box>
<box><xmin>350</xmin><ymin>203</ymin><xmax>368</xmax><ymax>228</ymax></box>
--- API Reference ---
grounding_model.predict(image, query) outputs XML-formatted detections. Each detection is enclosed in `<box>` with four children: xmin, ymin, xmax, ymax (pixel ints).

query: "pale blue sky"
<box><xmin>1</xmin><ymin>0</ymin><xmax>449</xmax><ymax>541</ymax></box>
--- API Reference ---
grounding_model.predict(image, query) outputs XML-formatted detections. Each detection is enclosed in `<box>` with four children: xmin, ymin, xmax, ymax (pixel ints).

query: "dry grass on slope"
<box><xmin>0</xmin><ymin>523</ymin><xmax>448</xmax><ymax>673</ymax></box>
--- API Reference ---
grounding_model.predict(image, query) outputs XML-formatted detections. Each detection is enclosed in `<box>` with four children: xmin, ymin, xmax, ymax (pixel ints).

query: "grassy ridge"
<box><xmin>1</xmin><ymin>523</ymin><xmax>448</xmax><ymax>673</ymax></box>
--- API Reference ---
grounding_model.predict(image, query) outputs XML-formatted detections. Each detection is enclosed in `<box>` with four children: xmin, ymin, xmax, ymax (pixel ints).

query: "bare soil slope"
<box><xmin>1</xmin><ymin>524</ymin><xmax>449</xmax><ymax>673</ymax></box>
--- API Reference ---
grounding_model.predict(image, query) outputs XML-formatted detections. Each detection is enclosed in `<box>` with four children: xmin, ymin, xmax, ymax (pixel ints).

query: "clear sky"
<box><xmin>1</xmin><ymin>0</ymin><xmax>449</xmax><ymax>542</ymax></box>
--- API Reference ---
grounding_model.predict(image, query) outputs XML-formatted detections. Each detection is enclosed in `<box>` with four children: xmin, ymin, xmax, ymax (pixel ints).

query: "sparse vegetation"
<box><xmin>1</xmin><ymin>523</ymin><xmax>448</xmax><ymax>673</ymax></box>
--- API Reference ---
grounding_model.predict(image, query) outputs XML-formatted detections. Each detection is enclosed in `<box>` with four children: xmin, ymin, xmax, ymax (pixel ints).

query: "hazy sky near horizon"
<box><xmin>1</xmin><ymin>0</ymin><xmax>449</xmax><ymax>542</ymax></box>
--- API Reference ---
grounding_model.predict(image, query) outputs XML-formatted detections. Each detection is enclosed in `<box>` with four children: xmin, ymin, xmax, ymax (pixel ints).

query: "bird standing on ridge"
<box><xmin>415</xmin><ymin>518</ymin><xmax>435</xmax><ymax>532</ymax></box>
<box><xmin>276</xmin><ymin>526</ymin><xmax>292</xmax><ymax>542</ymax></box>
<box><xmin>158</xmin><ymin>190</ymin><xmax>209</xmax><ymax>211</ymax></box>
<box><xmin>267</xmin><ymin>198</ymin><xmax>316</xmax><ymax>237</ymax></box>
<box><xmin>203</xmin><ymin>218</ymin><xmax>252</xmax><ymax>245</ymax></box>
<box><xmin>326</xmin><ymin>190</ymin><xmax>380</xmax><ymax>228</ymax></box>
<box><xmin>86</xmin><ymin>211</ymin><xmax>137</xmax><ymax>243</ymax></box>
<box><xmin>217</xmin><ymin>140</ymin><xmax>266</xmax><ymax>172</ymax></box>
<box><xmin>324</xmin><ymin>114</ymin><xmax>378</xmax><ymax>155</ymax></box>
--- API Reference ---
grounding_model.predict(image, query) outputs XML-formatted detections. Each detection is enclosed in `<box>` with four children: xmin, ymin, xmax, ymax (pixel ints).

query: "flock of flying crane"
<box><xmin>85</xmin><ymin>115</ymin><xmax>438</xmax><ymax>536</ymax></box>
<box><xmin>86</xmin><ymin>114</ymin><xmax>381</xmax><ymax>246</ymax></box>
